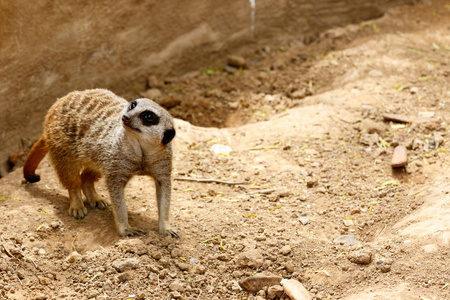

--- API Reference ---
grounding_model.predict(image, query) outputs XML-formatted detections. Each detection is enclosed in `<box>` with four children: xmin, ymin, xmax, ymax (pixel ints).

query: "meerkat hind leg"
<box><xmin>81</xmin><ymin>169</ymin><xmax>107</xmax><ymax>209</ymax></box>
<box><xmin>52</xmin><ymin>158</ymin><xmax>88</xmax><ymax>219</ymax></box>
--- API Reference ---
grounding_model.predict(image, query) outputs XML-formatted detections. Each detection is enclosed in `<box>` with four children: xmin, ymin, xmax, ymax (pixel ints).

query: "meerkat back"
<box><xmin>23</xmin><ymin>89</ymin><xmax>179</xmax><ymax>237</ymax></box>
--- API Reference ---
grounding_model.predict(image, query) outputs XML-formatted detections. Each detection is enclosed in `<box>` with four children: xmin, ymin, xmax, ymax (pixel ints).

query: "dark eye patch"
<box><xmin>129</xmin><ymin>101</ymin><xmax>137</xmax><ymax>111</ymax></box>
<box><xmin>139</xmin><ymin>110</ymin><xmax>159</xmax><ymax>126</ymax></box>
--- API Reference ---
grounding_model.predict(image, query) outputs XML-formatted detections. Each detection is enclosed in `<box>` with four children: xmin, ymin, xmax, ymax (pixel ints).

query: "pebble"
<box><xmin>170</xmin><ymin>291</ymin><xmax>183</xmax><ymax>299</ymax></box>
<box><xmin>33</xmin><ymin>293</ymin><xmax>48</xmax><ymax>300</ymax></box>
<box><xmin>298</xmin><ymin>214</ymin><xmax>310</xmax><ymax>225</ymax></box>
<box><xmin>280</xmin><ymin>245</ymin><xmax>292</xmax><ymax>255</ymax></box>
<box><xmin>38</xmin><ymin>276</ymin><xmax>52</xmax><ymax>286</ymax></box>
<box><xmin>190</xmin><ymin>257</ymin><xmax>199</xmax><ymax>265</ymax></box>
<box><xmin>117</xmin><ymin>272</ymin><xmax>130</xmax><ymax>282</ymax></box>
<box><xmin>375</xmin><ymin>258</ymin><xmax>393</xmax><ymax>273</ymax></box>
<box><xmin>140</xmin><ymin>88</ymin><xmax>162</xmax><ymax>100</ymax></box>
<box><xmin>306</xmin><ymin>177</ymin><xmax>318</xmax><ymax>188</ymax></box>
<box><xmin>103</xmin><ymin>279</ymin><xmax>113</xmax><ymax>292</ymax></box>
<box><xmin>333</xmin><ymin>235</ymin><xmax>358</xmax><ymax>246</ymax></box>
<box><xmin>343</xmin><ymin>219</ymin><xmax>354</xmax><ymax>226</ymax></box>
<box><xmin>116</xmin><ymin>239</ymin><xmax>148</xmax><ymax>255</ymax></box>
<box><xmin>348</xmin><ymin>250</ymin><xmax>372</xmax><ymax>265</ymax></box>
<box><xmin>175</xmin><ymin>261</ymin><xmax>191</xmax><ymax>271</ymax></box>
<box><xmin>169</xmin><ymin>279</ymin><xmax>186</xmax><ymax>292</ymax></box>
<box><xmin>350</xmin><ymin>208</ymin><xmax>361</xmax><ymax>215</ymax></box>
<box><xmin>111</xmin><ymin>258</ymin><xmax>140</xmax><ymax>272</ymax></box>
<box><xmin>391</xmin><ymin>145</ymin><xmax>407</xmax><ymax>168</ymax></box>
<box><xmin>236</xmin><ymin>249</ymin><xmax>264</xmax><ymax>268</ymax></box>
<box><xmin>66</xmin><ymin>251</ymin><xmax>83</xmax><ymax>263</ymax></box>
<box><xmin>227</xmin><ymin>55</ymin><xmax>247</xmax><ymax>69</ymax></box>
<box><xmin>267</xmin><ymin>285</ymin><xmax>284</xmax><ymax>299</ymax></box>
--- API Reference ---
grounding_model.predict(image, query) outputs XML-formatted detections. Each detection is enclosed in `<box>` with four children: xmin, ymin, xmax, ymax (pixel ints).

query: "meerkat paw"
<box><xmin>160</xmin><ymin>227</ymin><xmax>181</xmax><ymax>239</ymax></box>
<box><xmin>69</xmin><ymin>206</ymin><xmax>88</xmax><ymax>219</ymax></box>
<box><xmin>119</xmin><ymin>226</ymin><xmax>146</xmax><ymax>237</ymax></box>
<box><xmin>88</xmin><ymin>198</ymin><xmax>108</xmax><ymax>210</ymax></box>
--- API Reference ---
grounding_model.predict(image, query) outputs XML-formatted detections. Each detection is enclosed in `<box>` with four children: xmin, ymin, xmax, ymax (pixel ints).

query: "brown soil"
<box><xmin>1</xmin><ymin>1</ymin><xmax>450</xmax><ymax>299</ymax></box>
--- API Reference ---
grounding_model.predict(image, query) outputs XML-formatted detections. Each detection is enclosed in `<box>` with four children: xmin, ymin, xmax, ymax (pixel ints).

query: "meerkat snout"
<box><xmin>163</xmin><ymin>128</ymin><xmax>176</xmax><ymax>145</ymax></box>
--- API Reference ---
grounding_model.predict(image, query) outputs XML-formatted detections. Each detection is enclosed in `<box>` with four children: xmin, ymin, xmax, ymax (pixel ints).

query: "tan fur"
<box><xmin>23</xmin><ymin>89</ymin><xmax>178</xmax><ymax>237</ymax></box>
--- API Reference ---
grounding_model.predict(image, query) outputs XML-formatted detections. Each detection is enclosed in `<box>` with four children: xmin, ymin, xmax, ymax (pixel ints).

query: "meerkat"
<box><xmin>23</xmin><ymin>89</ymin><xmax>178</xmax><ymax>237</ymax></box>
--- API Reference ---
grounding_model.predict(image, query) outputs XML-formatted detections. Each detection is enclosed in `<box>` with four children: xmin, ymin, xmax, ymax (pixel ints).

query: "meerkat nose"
<box><xmin>122</xmin><ymin>115</ymin><xmax>131</xmax><ymax>122</ymax></box>
<box><xmin>162</xmin><ymin>128</ymin><xmax>176</xmax><ymax>145</ymax></box>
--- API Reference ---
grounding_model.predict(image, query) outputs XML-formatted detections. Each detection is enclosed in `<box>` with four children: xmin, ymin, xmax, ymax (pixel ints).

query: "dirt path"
<box><xmin>1</xmin><ymin>1</ymin><xmax>450</xmax><ymax>299</ymax></box>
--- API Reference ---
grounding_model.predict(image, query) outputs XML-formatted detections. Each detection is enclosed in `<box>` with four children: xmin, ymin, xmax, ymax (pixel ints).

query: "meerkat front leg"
<box><xmin>154</xmin><ymin>176</ymin><xmax>179</xmax><ymax>238</ymax></box>
<box><xmin>107</xmin><ymin>177</ymin><xmax>145</xmax><ymax>236</ymax></box>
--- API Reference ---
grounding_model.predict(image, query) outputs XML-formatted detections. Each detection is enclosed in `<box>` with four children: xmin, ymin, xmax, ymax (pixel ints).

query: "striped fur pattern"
<box><xmin>23</xmin><ymin>89</ymin><xmax>178</xmax><ymax>237</ymax></box>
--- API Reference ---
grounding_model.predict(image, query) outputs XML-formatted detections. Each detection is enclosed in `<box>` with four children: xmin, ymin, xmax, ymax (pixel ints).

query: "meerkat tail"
<box><xmin>23</xmin><ymin>136</ymin><xmax>48</xmax><ymax>183</ymax></box>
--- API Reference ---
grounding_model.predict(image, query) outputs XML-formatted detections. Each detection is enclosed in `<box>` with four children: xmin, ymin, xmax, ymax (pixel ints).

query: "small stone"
<box><xmin>280</xmin><ymin>245</ymin><xmax>291</xmax><ymax>255</ymax></box>
<box><xmin>116</xmin><ymin>239</ymin><xmax>148</xmax><ymax>255</ymax></box>
<box><xmin>169</xmin><ymin>279</ymin><xmax>185</xmax><ymax>292</ymax></box>
<box><xmin>382</xmin><ymin>113</ymin><xmax>412</xmax><ymax>123</ymax></box>
<box><xmin>103</xmin><ymin>279</ymin><xmax>113</xmax><ymax>292</ymax></box>
<box><xmin>306</xmin><ymin>177</ymin><xmax>318</xmax><ymax>188</ymax></box>
<box><xmin>158</xmin><ymin>96</ymin><xmax>181</xmax><ymax>109</ymax></box>
<box><xmin>333</xmin><ymin>235</ymin><xmax>358</xmax><ymax>246</ymax></box>
<box><xmin>375</xmin><ymin>258</ymin><xmax>392</xmax><ymax>273</ymax></box>
<box><xmin>236</xmin><ymin>249</ymin><xmax>264</xmax><ymax>268</ymax></box>
<box><xmin>224</xmin><ymin>65</ymin><xmax>238</xmax><ymax>74</ymax></box>
<box><xmin>66</xmin><ymin>251</ymin><xmax>83</xmax><ymax>263</ymax></box>
<box><xmin>150</xmin><ymin>249</ymin><xmax>162</xmax><ymax>260</ymax></box>
<box><xmin>147</xmin><ymin>75</ymin><xmax>163</xmax><ymax>88</ymax></box>
<box><xmin>217</xmin><ymin>253</ymin><xmax>231</xmax><ymax>261</ymax></box>
<box><xmin>111</xmin><ymin>258</ymin><xmax>140</xmax><ymax>272</ymax></box>
<box><xmin>38</xmin><ymin>276</ymin><xmax>52</xmax><ymax>286</ymax></box>
<box><xmin>298</xmin><ymin>214</ymin><xmax>310</xmax><ymax>225</ymax></box>
<box><xmin>170</xmin><ymin>291</ymin><xmax>182</xmax><ymax>299</ymax></box>
<box><xmin>175</xmin><ymin>261</ymin><xmax>191</xmax><ymax>271</ymax></box>
<box><xmin>410</xmin><ymin>86</ymin><xmax>419</xmax><ymax>94</ymax></box>
<box><xmin>227</xmin><ymin>55</ymin><xmax>247</xmax><ymax>69</ymax></box>
<box><xmin>267</xmin><ymin>285</ymin><xmax>284</xmax><ymax>299</ymax></box>
<box><xmin>285</xmin><ymin>262</ymin><xmax>295</xmax><ymax>273</ymax></box>
<box><xmin>360</xmin><ymin>133</ymin><xmax>379</xmax><ymax>146</ymax></box>
<box><xmin>350</xmin><ymin>208</ymin><xmax>361</xmax><ymax>215</ymax></box>
<box><xmin>190</xmin><ymin>257</ymin><xmax>199</xmax><ymax>265</ymax></box>
<box><xmin>291</xmin><ymin>88</ymin><xmax>307</xmax><ymax>99</ymax></box>
<box><xmin>193</xmin><ymin>264</ymin><xmax>206</xmax><ymax>274</ymax></box>
<box><xmin>117</xmin><ymin>272</ymin><xmax>130</xmax><ymax>282</ymax></box>
<box><xmin>343</xmin><ymin>219</ymin><xmax>354</xmax><ymax>226</ymax></box>
<box><xmin>140</xmin><ymin>88</ymin><xmax>162</xmax><ymax>100</ymax></box>
<box><xmin>32</xmin><ymin>293</ymin><xmax>48</xmax><ymax>300</ymax></box>
<box><xmin>391</xmin><ymin>145</ymin><xmax>407</xmax><ymax>168</ymax></box>
<box><xmin>348</xmin><ymin>250</ymin><xmax>372</xmax><ymax>265</ymax></box>
<box><xmin>17</xmin><ymin>270</ymin><xmax>25</xmax><ymax>279</ymax></box>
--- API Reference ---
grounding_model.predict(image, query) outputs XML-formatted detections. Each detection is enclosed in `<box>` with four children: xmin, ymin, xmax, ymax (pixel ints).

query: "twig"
<box><xmin>331</xmin><ymin>115</ymin><xmax>360</xmax><ymax>124</ymax></box>
<box><xmin>27</xmin><ymin>257</ymin><xmax>38</xmax><ymax>269</ymax></box>
<box><xmin>157</xmin><ymin>274</ymin><xmax>160</xmax><ymax>288</ymax></box>
<box><xmin>174</xmin><ymin>177</ymin><xmax>249</xmax><ymax>185</ymax></box>
<box><xmin>248</xmin><ymin>188</ymin><xmax>279</xmax><ymax>195</ymax></box>
<box><xmin>17</xmin><ymin>275</ymin><xmax>22</xmax><ymax>285</ymax></box>
<box><xmin>72</xmin><ymin>233</ymin><xmax>78</xmax><ymax>252</ymax></box>
<box><xmin>0</xmin><ymin>236</ymin><xmax>13</xmax><ymax>257</ymax></box>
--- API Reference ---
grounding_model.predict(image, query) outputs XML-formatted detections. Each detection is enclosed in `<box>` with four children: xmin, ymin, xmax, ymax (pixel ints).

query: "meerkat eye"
<box><xmin>140</xmin><ymin>110</ymin><xmax>160</xmax><ymax>126</ymax></box>
<box><xmin>129</xmin><ymin>101</ymin><xmax>137</xmax><ymax>111</ymax></box>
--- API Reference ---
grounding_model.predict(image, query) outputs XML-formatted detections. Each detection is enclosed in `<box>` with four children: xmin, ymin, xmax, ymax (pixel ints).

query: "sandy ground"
<box><xmin>1</xmin><ymin>1</ymin><xmax>449</xmax><ymax>299</ymax></box>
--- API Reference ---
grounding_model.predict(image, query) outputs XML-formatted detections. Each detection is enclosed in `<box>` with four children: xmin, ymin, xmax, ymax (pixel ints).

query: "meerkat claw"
<box><xmin>121</xmin><ymin>226</ymin><xmax>146</xmax><ymax>237</ymax></box>
<box><xmin>161</xmin><ymin>228</ymin><xmax>180</xmax><ymax>239</ymax></box>
<box><xmin>69</xmin><ymin>207</ymin><xmax>88</xmax><ymax>219</ymax></box>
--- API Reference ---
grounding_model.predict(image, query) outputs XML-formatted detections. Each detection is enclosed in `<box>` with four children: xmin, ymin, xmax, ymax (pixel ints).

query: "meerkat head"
<box><xmin>122</xmin><ymin>98</ymin><xmax>175</xmax><ymax>146</ymax></box>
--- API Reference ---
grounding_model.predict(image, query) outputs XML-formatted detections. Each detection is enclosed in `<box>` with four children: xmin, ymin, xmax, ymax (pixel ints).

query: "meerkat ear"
<box><xmin>162</xmin><ymin>128</ymin><xmax>175</xmax><ymax>145</ymax></box>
